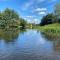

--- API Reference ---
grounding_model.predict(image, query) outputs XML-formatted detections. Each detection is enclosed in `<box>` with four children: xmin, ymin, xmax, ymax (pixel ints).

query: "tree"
<box><xmin>3</xmin><ymin>8</ymin><xmax>19</xmax><ymax>20</ymax></box>
<box><xmin>20</xmin><ymin>18</ymin><xmax>27</xmax><ymax>28</ymax></box>
<box><xmin>40</xmin><ymin>14</ymin><xmax>55</xmax><ymax>26</ymax></box>
<box><xmin>2</xmin><ymin>8</ymin><xmax>20</xmax><ymax>27</ymax></box>
<box><xmin>0</xmin><ymin>8</ymin><xmax>27</xmax><ymax>28</ymax></box>
<box><xmin>54</xmin><ymin>3</ymin><xmax>60</xmax><ymax>23</ymax></box>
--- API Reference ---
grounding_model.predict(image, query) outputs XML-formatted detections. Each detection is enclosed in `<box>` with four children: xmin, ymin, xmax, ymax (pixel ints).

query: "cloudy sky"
<box><xmin>0</xmin><ymin>0</ymin><xmax>60</xmax><ymax>24</ymax></box>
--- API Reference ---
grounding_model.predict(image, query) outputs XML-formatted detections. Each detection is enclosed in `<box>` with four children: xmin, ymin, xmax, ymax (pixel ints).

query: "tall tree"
<box><xmin>3</xmin><ymin>8</ymin><xmax>19</xmax><ymax>20</ymax></box>
<box><xmin>20</xmin><ymin>18</ymin><xmax>27</xmax><ymax>28</ymax></box>
<box><xmin>54</xmin><ymin>3</ymin><xmax>60</xmax><ymax>22</ymax></box>
<box><xmin>2</xmin><ymin>8</ymin><xmax>20</xmax><ymax>27</ymax></box>
<box><xmin>40</xmin><ymin>14</ymin><xmax>55</xmax><ymax>26</ymax></box>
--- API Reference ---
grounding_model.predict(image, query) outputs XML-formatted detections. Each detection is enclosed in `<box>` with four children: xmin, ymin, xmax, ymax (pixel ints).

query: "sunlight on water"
<box><xmin>0</xmin><ymin>29</ymin><xmax>59</xmax><ymax>60</ymax></box>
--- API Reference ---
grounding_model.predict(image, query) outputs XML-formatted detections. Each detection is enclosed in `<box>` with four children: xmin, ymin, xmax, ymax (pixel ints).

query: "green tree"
<box><xmin>2</xmin><ymin>8</ymin><xmax>19</xmax><ymax>27</ymax></box>
<box><xmin>3</xmin><ymin>8</ymin><xmax>19</xmax><ymax>20</ymax></box>
<box><xmin>20</xmin><ymin>18</ymin><xmax>27</xmax><ymax>28</ymax></box>
<box><xmin>54</xmin><ymin>3</ymin><xmax>60</xmax><ymax>22</ymax></box>
<box><xmin>40</xmin><ymin>14</ymin><xmax>55</xmax><ymax>26</ymax></box>
<box><xmin>0</xmin><ymin>8</ymin><xmax>27</xmax><ymax>28</ymax></box>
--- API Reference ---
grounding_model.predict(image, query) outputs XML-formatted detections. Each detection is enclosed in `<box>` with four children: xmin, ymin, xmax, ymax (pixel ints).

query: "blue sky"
<box><xmin>0</xmin><ymin>0</ymin><xmax>60</xmax><ymax>24</ymax></box>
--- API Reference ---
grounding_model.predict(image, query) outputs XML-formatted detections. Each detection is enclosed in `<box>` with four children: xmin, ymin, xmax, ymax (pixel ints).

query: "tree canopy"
<box><xmin>0</xmin><ymin>8</ymin><xmax>27</xmax><ymax>28</ymax></box>
<box><xmin>40</xmin><ymin>14</ymin><xmax>55</xmax><ymax>26</ymax></box>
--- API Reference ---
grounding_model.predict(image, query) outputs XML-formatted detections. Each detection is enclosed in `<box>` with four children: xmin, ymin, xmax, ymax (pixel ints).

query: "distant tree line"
<box><xmin>40</xmin><ymin>3</ymin><xmax>60</xmax><ymax>26</ymax></box>
<box><xmin>0</xmin><ymin>8</ymin><xmax>27</xmax><ymax>28</ymax></box>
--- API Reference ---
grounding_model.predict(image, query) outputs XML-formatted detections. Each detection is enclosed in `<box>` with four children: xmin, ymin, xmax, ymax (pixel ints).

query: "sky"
<box><xmin>0</xmin><ymin>0</ymin><xmax>60</xmax><ymax>24</ymax></box>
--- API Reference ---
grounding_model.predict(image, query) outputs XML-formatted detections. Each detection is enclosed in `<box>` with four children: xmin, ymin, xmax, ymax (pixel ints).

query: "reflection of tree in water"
<box><xmin>46</xmin><ymin>36</ymin><xmax>60</xmax><ymax>52</ymax></box>
<box><xmin>0</xmin><ymin>28</ymin><xmax>26</xmax><ymax>42</ymax></box>
<box><xmin>53</xmin><ymin>39</ymin><xmax>60</xmax><ymax>52</ymax></box>
<box><xmin>41</xmin><ymin>32</ymin><xmax>60</xmax><ymax>52</ymax></box>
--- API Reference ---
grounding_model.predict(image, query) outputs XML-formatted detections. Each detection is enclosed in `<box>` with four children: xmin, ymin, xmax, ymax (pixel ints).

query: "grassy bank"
<box><xmin>34</xmin><ymin>23</ymin><xmax>60</xmax><ymax>40</ymax></box>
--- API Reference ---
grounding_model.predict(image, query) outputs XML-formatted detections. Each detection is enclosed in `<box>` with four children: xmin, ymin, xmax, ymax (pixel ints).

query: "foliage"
<box><xmin>40</xmin><ymin>3</ymin><xmax>60</xmax><ymax>26</ymax></box>
<box><xmin>0</xmin><ymin>8</ymin><xmax>27</xmax><ymax>28</ymax></box>
<box><xmin>20</xmin><ymin>18</ymin><xmax>27</xmax><ymax>28</ymax></box>
<box><xmin>40</xmin><ymin>14</ymin><xmax>55</xmax><ymax>26</ymax></box>
<box><xmin>3</xmin><ymin>8</ymin><xmax>19</xmax><ymax>20</ymax></box>
<box><xmin>34</xmin><ymin>23</ymin><xmax>60</xmax><ymax>40</ymax></box>
<box><xmin>54</xmin><ymin>3</ymin><xmax>60</xmax><ymax>23</ymax></box>
<box><xmin>34</xmin><ymin>3</ymin><xmax>60</xmax><ymax>40</ymax></box>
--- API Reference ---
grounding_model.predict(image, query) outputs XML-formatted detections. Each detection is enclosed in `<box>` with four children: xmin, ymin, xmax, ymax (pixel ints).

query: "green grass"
<box><xmin>34</xmin><ymin>23</ymin><xmax>60</xmax><ymax>40</ymax></box>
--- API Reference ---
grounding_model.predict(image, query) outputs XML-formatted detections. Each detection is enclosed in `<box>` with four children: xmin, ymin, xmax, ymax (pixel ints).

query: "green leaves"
<box><xmin>3</xmin><ymin>8</ymin><xmax>19</xmax><ymax>20</ymax></box>
<box><xmin>0</xmin><ymin>8</ymin><xmax>27</xmax><ymax>28</ymax></box>
<box><xmin>20</xmin><ymin>18</ymin><xmax>27</xmax><ymax>28</ymax></box>
<box><xmin>40</xmin><ymin>14</ymin><xmax>55</xmax><ymax>26</ymax></box>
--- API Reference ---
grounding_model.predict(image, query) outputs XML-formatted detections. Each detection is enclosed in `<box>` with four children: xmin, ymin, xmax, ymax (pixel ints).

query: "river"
<box><xmin>0</xmin><ymin>29</ymin><xmax>60</xmax><ymax>60</ymax></box>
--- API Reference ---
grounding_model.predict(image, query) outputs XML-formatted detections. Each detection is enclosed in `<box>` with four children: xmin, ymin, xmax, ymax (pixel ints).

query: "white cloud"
<box><xmin>34</xmin><ymin>8</ymin><xmax>47</xmax><ymax>15</ymax></box>
<box><xmin>38</xmin><ymin>11</ymin><xmax>46</xmax><ymax>15</ymax></box>
<box><xmin>23</xmin><ymin>14</ymin><xmax>42</xmax><ymax>24</ymax></box>
<box><xmin>21</xmin><ymin>0</ymin><xmax>56</xmax><ymax>11</ymax></box>
<box><xmin>22</xmin><ymin>3</ymin><xmax>30</xmax><ymax>10</ymax></box>
<box><xmin>33</xmin><ymin>18</ymin><xmax>40</xmax><ymax>24</ymax></box>
<box><xmin>26</xmin><ymin>18</ymin><xmax>40</xmax><ymax>24</ymax></box>
<box><xmin>34</xmin><ymin>8</ymin><xmax>47</xmax><ymax>12</ymax></box>
<box><xmin>21</xmin><ymin>0</ymin><xmax>56</xmax><ymax>23</ymax></box>
<box><xmin>21</xmin><ymin>1</ymin><xmax>33</xmax><ymax>11</ymax></box>
<box><xmin>25</xmin><ymin>16</ymin><xmax>34</xmax><ymax>18</ymax></box>
<box><xmin>24</xmin><ymin>15</ymin><xmax>37</xmax><ymax>19</ymax></box>
<box><xmin>23</xmin><ymin>15</ymin><xmax>40</xmax><ymax>24</ymax></box>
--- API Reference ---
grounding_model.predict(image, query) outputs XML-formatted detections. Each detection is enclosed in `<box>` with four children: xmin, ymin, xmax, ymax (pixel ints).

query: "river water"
<box><xmin>0</xmin><ymin>29</ymin><xmax>60</xmax><ymax>60</ymax></box>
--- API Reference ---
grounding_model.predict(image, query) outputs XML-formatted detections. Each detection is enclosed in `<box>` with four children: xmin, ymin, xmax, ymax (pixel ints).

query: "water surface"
<box><xmin>0</xmin><ymin>29</ymin><xmax>60</xmax><ymax>60</ymax></box>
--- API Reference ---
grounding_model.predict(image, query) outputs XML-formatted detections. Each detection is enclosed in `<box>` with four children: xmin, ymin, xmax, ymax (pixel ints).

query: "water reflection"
<box><xmin>43</xmin><ymin>32</ymin><xmax>60</xmax><ymax>52</ymax></box>
<box><xmin>53</xmin><ymin>39</ymin><xmax>60</xmax><ymax>52</ymax></box>
<box><xmin>0</xmin><ymin>29</ymin><xmax>26</xmax><ymax>42</ymax></box>
<box><xmin>0</xmin><ymin>29</ymin><xmax>60</xmax><ymax>60</ymax></box>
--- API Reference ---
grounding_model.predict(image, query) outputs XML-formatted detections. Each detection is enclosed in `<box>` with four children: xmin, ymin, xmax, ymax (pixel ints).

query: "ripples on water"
<box><xmin>0</xmin><ymin>29</ymin><xmax>60</xmax><ymax>60</ymax></box>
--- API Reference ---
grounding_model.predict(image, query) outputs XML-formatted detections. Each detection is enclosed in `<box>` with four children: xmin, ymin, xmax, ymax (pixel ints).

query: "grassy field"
<box><xmin>34</xmin><ymin>23</ymin><xmax>60</xmax><ymax>40</ymax></box>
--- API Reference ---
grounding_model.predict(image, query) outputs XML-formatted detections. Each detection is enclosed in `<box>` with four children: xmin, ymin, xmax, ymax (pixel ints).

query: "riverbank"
<box><xmin>34</xmin><ymin>23</ymin><xmax>60</xmax><ymax>40</ymax></box>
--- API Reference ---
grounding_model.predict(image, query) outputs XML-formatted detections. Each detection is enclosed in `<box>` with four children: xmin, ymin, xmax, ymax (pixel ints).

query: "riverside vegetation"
<box><xmin>0</xmin><ymin>8</ymin><xmax>27</xmax><ymax>29</ymax></box>
<box><xmin>0</xmin><ymin>3</ymin><xmax>60</xmax><ymax>40</ymax></box>
<box><xmin>34</xmin><ymin>23</ymin><xmax>60</xmax><ymax>40</ymax></box>
<box><xmin>34</xmin><ymin>3</ymin><xmax>60</xmax><ymax>40</ymax></box>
